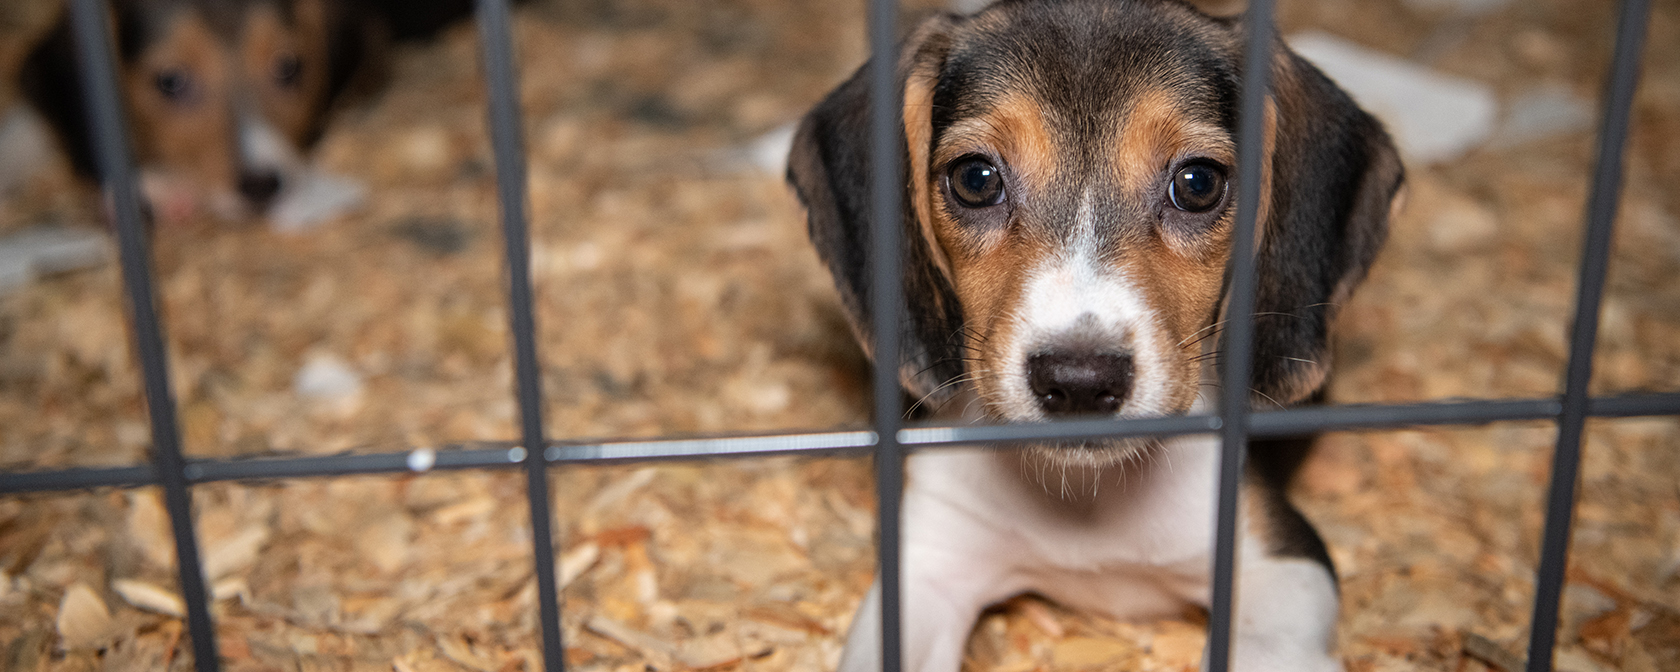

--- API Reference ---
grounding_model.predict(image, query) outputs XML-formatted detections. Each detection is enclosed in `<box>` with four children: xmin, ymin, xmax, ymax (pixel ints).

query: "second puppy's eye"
<box><xmin>948</xmin><ymin>157</ymin><xmax>1005</xmax><ymax>208</ymax></box>
<box><xmin>272</xmin><ymin>52</ymin><xmax>303</xmax><ymax>87</ymax></box>
<box><xmin>1169</xmin><ymin>162</ymin><xmax>1226</xmax><ymax>213</ymax></box>
<box><xmin>154</xmin><ymin>68</ymin><xmax>196</xmax><ymax>103</ymax></box>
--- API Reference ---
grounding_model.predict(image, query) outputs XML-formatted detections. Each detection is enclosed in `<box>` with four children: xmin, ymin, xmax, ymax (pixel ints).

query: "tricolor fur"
<box><xmin>786</xmin><ymin>0</ymin><xmax>1402</xmax><ymax>670</ymax></box>
<box><xmin>18</xmin><ymin>0</ymin><xmax>472</xmax><ymax>222</ymax></box>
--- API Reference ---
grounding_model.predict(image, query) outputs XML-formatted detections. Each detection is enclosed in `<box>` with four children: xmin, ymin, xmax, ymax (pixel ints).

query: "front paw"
<box><xmin>1199</xmin><ymin>639</ymin><xmax>1343</xmax><ymax>672</ymax></box>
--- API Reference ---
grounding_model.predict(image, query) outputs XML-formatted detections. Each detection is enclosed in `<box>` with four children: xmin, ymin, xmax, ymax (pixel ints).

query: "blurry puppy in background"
<box><xmin>19</xmin><ymin>0</ymin><xmax>473</xmax><ymax>225</ymax></box>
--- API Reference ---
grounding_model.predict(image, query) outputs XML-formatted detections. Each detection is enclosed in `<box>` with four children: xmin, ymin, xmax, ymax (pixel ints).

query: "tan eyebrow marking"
<box><xmin>932</xmin><ymin>91</ymin><xmax>1058</xmax><ymax>189</ymax></box>
<box><xmin>1114</xmin><ymin>87</ymin><xmax>1234</xmax><ymax>193</ymax></box>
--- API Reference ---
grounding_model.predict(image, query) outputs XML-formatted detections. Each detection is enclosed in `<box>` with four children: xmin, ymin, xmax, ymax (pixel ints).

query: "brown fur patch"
<box><xmin>125</xmin><ymin>14</ymin><xmax>236</xmax><ymax>191</ymax></box>
<box><xmin>928</xmin><ymin>92</ymin><xmax>1059</xmax><ymax>195</ymax></box>
<box><xmin>240</xmin><ymin>1</ymin><xmax>332</xmax><ymax>146</ymax></box>
<box><xmin>923</xmin><ymin>90</ymin><xmax>1061</xmax><ymax>331</ymax></box>
<box><xmin>1113</xmin><ymin>87</ymin><xmax>1234</xmax><ymax>194</ymax></box>
<box><xmin>903</xmin><ymin>46</ymin><xmax>953</xmax><ymax>283</ymax></box>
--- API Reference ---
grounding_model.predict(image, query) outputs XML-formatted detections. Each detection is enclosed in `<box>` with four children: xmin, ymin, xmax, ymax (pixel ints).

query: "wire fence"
<box><xmin>0</xmin><ymin>1</ymin><xmax>1674</xmax><ymax>672</ymax></box>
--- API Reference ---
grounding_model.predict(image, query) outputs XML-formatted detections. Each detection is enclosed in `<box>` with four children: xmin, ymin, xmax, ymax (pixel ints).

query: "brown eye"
<box><xmin>948</xmin><ymin>157</ymin><xmax>1004</xmax><ymax>208</ymax></box>
<box><xmin>1168</xmin><ymin>161</ymin><xmax>1226</xmax><ymax>213</ymax></box>
<box><xmin>154</xmin><ymin>68</ymin><xmax>196</xmax><ymax>103</ymax></box>
<box><xmin>273</xmin><ymin>52</ymin><xmax>302</xmax><ymax>87</ymax></box>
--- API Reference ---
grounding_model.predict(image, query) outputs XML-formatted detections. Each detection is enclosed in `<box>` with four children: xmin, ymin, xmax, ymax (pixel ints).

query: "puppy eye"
<box><xmin>273</xmin><ymin>52</ymin><xmax>303</xmax><ymax>87</ymax></box>
<box><xmin>948</xmin><ymin>157</ymin><xmax>1005</xmax><ymax>208</ymax></box>
<box><xmin>1168</xmin><ymin>162</ymin><xmax>1226</xmax><ymax>213</ymax></box>
<box><xmin>153</xmin><ymin>69</ymin><xmax>195</xmax><ymax>103</ymax></box>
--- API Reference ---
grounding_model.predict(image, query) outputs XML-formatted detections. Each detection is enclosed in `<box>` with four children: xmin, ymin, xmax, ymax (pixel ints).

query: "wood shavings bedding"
<box><xmin>2</xmin><ymin>0</ymin><xmax>1679</xmax><ymax>670</ymax></box>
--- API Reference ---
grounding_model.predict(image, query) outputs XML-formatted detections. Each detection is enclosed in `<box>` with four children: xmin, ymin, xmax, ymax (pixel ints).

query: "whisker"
<box><xmin>905</xmin><ymin>370</ymin><xmax>990</xmax><ymax>418</ymax></box>
<box><xmin>1176</xmin><ymin>320</ymin><xmax>1228</xmax><ymax>348</ymax></box>
<box><xmin>1180</xmin><ymin>326</ymin><xmax>1226</xmax><ymax>351</ymax></box>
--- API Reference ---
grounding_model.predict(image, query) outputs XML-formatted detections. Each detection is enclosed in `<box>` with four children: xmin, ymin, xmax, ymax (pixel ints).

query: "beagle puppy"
<box><xmin>18</xmin><ymin>0</ymin><xmax>472</xmax><ymax>224</ymax></box>
<box><xmin>786</xmin><ymin>1</ymin><xmax>1402</xmax><ymax>671</ymax></box>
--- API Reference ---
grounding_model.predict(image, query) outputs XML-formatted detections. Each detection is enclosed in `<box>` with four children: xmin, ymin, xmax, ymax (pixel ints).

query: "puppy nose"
<box><xmin>1027</xmin><ymin>351</ymin><xmax>1134</xmax><ymax>416</ymax></box>
<box><xmin>238</xmin><ymin>170</ymin><xmax>282</xmax><ymax>207</ymax></box>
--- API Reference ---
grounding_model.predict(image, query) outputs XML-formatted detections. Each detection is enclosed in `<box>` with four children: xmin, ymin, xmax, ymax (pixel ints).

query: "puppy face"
<box><xmin>119</xmin><ymin>0</ymin><xmax>340</xmax><ymax>220</ymax></box>
<box><xmin>915</xmin><ymin>8</ymin><xmax>1244</xmax><ymax>439</ymax></box>
<box><xmin>790</xmin><ymin>0</ymin><xmax>1401</xmax><ymax>467</ymax></box>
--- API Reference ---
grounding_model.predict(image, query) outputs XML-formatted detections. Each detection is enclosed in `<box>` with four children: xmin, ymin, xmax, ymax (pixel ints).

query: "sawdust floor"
<box><xmin>2</xmin><ymin>0</ymin><xmax>1679</xmax><ymax>670</ymax></box>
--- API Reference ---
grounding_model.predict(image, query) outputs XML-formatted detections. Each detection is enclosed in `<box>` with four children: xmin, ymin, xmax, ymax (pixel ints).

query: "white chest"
<box><xmin>901</xmin><ymin>432</ymin><xmax>1228</xmax><ymax>619</ymax></box>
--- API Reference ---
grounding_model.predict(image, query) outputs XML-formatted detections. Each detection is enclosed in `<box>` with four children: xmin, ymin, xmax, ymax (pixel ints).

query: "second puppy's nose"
<box><xmin>1027</xmin><ymin>351</ymin><xmax>1134</xmax><ymax>416</ymax></box>
<box><xmin>238</xmin><ymin>170</ymin><xmax>282</xmax><ymax>207</ymax></box>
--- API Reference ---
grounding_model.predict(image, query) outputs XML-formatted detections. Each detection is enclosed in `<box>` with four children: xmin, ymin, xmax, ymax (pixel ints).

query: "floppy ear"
<box><xmin>292</xmin><ymin>0</ymin><xmax>381</xmax><ymax>148</ymax></box>
<box><xmin>18</xmin><ymin>0</ymin><xmax>156</xmax><ymax>182</ymax></box>
<box><xmin>1244</xmin><ymin>48</ymin><xmax>1404</xmax><ymax>406</ymax></box>
<box><xmin>787</xmin><ymin>14</ymin><xmax>968</xmax><ymax>409</ymax></box>
<box><xmin>19</xmin><ymin>12</ymin><xmax>100</xmax><ymax>180</ymax></box>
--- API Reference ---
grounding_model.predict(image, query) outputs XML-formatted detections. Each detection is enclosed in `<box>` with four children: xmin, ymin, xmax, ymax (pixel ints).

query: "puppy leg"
<box><xmin>837</xmin><ymin>578</ymin><xmax>974</xmax><ymax>672</ymax></box>
<box><xmin>839</xmin><ymin>462</ymin><xmax>1020</xmax><ymax>672</ymax></box>
<box><xmin>836</xmin><ymin>556</ymin><xmax>999</xmax><ymax>672</ymax></box>
<box><xmin>1221</xmin><ymin>553</ymin><xmax>1343</xmax><ymax>672</ymax></box>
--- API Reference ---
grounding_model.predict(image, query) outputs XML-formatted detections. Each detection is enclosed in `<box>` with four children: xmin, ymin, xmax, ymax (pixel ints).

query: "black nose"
<box><xmin>1027</xmin><ymin>351</ymin><xmax>1134</xmax><ymax>416</ymax></box>
<box><xmin>238</xmin><ymin>170</ymin><xmax>282</xmax><ymax>206</ymax></box>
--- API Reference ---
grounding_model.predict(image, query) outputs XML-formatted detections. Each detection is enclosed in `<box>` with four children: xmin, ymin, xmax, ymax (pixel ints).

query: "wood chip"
<box><xmin>743</xmin><ymin>602</ymin><xmax>831</xmax><ymax>635</ymax></box>
<box><xmin>557</xmin><ymin>541</ymin><xmax>601</xmax><ymax>588</ymax></box>
<box><xmin>353</xmin><ymin>510</ymin><xmax>415</xmax><ymax>574</ymax></box>
<box><xmin>212</xmin><ymin>577</ymin><xmax>250</xmax><ymax>602</ymax></box>
<box><xmin>393</xmin><ymin>649</ymin><xmax>463</xmax><ymax>672</ymax></box>
<box><xmin>56</xmin><ymin>583</ymin><xmax>113</xmax><ymax>651</ymax></box>
<box><xmin>583</xmin><ymin>615</ymin><xmax>677</xmax><ymax>667</ymax></box>
<box><xmin>1462</xmin><ymin>632</ymin><xmax>1523</xmax><ymax>672</ymax></box>
<box><xmin>112</xmin><ymin>579</ymin><xmax>185</xmax><ymax>617</ymax></box>
<box><xmin>126</xmin><ymin>491</ymin><xmax>177</xmax><ymax>570</ymax></box>
<box><xmin>1052</xmin><ymin>637</ymin><xmax>1136</xmax><ymax>668</ymax></box>
<box><xmin>1147</xmin><ymin>621</ymin><xmax>1205</xmax><ymax>665</ymax></box>
<box><xmin>436</xmin><ymin>634</ymin><xmax>501</xmax><ymax>672</ymax></box>
<box><xmin>1015</xmin><ymin>599</ymin><xmax>1064</xmax><ymax>639</ymax></box>
<box><xmin>584</xmin><ymin>468</ymin><xmax>659</xmax><ymax>518</ymax></box>
<box><xmin>678</xmin><ymin>633</ymin><xmax>773</xmax><ymax>670</ymax></box>
<box><xmin>430</xmin><ymin>496</ymin><xmax>496</xmax><ymax>525</ymax></box>
<box><xmin>202</xmin><ymin>525</ymin><xmax>270</xmax><ymax>580</ymax></box>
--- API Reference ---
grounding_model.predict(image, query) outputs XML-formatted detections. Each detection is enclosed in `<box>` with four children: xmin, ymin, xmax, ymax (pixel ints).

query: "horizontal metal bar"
<box><xmin>1249</xmin><ymin>398</ymin><xmax>1562</xmax><ymax>435</ymax></box>
<box><xmin>0</xmin><ymin>465</ymin><xmax>157</xmax><ymax>492</ymax></box>
<box><xmin>185</xmin><ymin>445</ymin><xmax>527</xmax><ymax>483</ymax></box>
<box><xmin>547</xmin><ymin>430</ymin><xmax>877</xmax><ymax>463</ymax></box>
<box><xmin>1588</xmin><ymin>391</ymin><xmax>1680</xmax><ymax>418</ymax></box>
<box><xmin>901</xmin><ymin>414</ymin><xmax>1221</xmax><ymax>445</ymax></box>
<box><xmin>4</xmin><ymin>393</ymin><xmax>1678</xmax><ymax>495</ymax></box>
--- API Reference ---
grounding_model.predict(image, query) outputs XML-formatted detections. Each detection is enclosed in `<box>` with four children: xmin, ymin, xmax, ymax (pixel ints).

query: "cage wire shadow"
<box><xmin>0</xmin><ymin>0</ymin><xmax>1674</xmax><ymax>671</ymax></box>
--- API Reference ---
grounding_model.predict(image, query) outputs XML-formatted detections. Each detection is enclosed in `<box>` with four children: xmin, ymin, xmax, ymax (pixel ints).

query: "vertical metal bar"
<box><xmin>65</xmin><ymin>1</ymin><xmax>220</xmax><ymax>670</ymax></box>
<box><xmin>866</xmin><ymin>0</ymin><xmax>904</xmax><ymax>669</ymax></box>
<box><xmin>473</xmin><ymin>2</ymin><xmax>565</xmax><ymax>670</ymax></box>
<box><xmin>1206</xmin><ymin>1</ymin><xmax>1273</xmax><ymax>670</ymax></box>
<box><xmin>1524</xmin><ymin>1</ymin><xmax>1649</xmax><ymax>669</ymax></box>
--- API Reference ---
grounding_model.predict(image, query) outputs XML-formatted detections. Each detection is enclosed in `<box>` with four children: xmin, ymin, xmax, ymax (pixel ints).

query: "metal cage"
<box><xmin>1</xmin><ymin>1</ymin><xmax>1674</xmax><ymax>671</ymax></box>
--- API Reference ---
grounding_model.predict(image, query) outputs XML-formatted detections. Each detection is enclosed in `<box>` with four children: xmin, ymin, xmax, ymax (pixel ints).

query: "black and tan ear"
<box><xmin>299</xmin><ymin>0</ymin><xmax>382</xmax><ymax>148</ymax></box>
<box><xmin>19</xmin><ymin>10</ymin><xmax>98</xmax><ymax>180</ymax></box>
<box><xmin>1243</xmin><ymin>45</ymin><xmax>1404</xmax><ymax>406</ymax></box>
<box><xmin>18</xmin><ymin>0</ymin><xmax>157</xmax><ymax>182</ymax></box>
<box><xmin>787</xmin><ymin>13</ymin><xmax>968</xmax><ymax>408</ymax></box>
